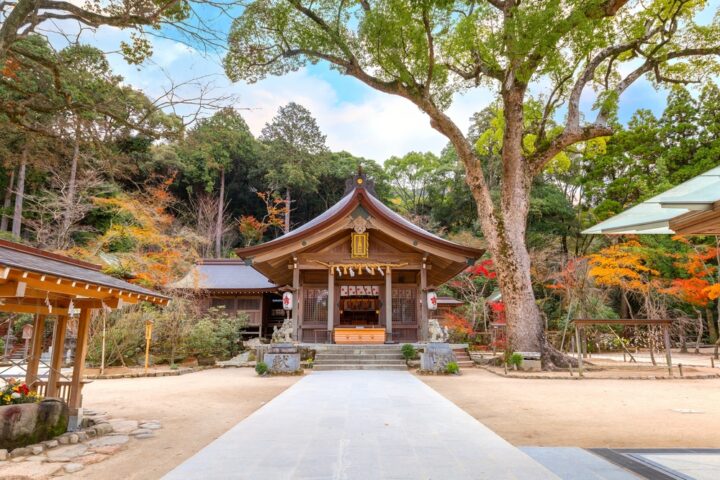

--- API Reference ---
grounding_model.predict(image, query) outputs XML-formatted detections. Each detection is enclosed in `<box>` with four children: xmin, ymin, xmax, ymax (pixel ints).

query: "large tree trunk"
<box><xmin>214</xmin><ymin>167</ymin><xmax>225</xmax><ymax>258</ymax></box>
<box><xmin>61</xmin><ymin>120</ymin><xmax>81</xmax><ymax>248</ymax></box>
<box><xmin>1</xmin><ymin>167</ymin><xmax>15</xmax><ymax>232</ymax></box>
<box><xmin>284</xmin><ymin>187</ymin><xmax>291</xmax><ymax>233</ymax></box>
<box><xmin>11</xmin><ymin>146</ymin><xmax>27</xmax><ymax>239</ymax></box>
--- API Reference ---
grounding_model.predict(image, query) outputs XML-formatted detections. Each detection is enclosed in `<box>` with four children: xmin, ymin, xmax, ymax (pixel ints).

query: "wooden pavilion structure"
<box><xmin>0</xmin><ymin>240</ymin><xmax>168</xmax><ymax>429</ymax></box>
<box><xmin>235</xmin><ymin>172</ymin><xmax>483</xmax><ymax>344</ymax></box>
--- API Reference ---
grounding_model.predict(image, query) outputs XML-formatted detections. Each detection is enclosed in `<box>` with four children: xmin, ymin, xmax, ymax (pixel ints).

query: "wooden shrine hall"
<box><xmin>0</xmin><ymin>240</ymin><xmax>169</xmax><ymax>429</ymax></box>
<box><xmin>235</xmin><ymin>172</ymin><xmax>483</xmax><ymax>344</ymax></box>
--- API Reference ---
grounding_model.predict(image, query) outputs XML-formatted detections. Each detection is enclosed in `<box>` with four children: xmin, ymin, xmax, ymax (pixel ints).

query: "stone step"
<box><xmin>315</xmin><ymin>353</ymin><xmax>404</xmax><ymax>360</ymax></box>
<box><xmin>315</xmin><ymin>345</ymin><xmax>402</xmax><ymax>350</ymax></box>
<box><xmin>314</xmin><ymin>359</ymin><xmax>407</xmax><ymax>366</ymax></box>
<box><xmin>313</xmin><ymin>364</ymin><xmax>408</xmax><ymax>371</ymax></box>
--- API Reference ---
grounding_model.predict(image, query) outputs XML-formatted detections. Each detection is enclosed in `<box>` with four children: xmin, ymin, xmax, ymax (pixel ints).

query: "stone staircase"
<box><xmin>452</xmin><ymin>348</ymin><xmax>474</xmax><ymax>368</ymax></box>
<box><xmin>313</xmin><ymin>345</ymin><xmax>407</xmax><ymax>371</ymax></box>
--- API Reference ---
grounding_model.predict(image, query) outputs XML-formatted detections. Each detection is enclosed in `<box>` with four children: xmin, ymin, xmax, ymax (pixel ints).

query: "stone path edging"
<box><xmin>476</xmin><ymin>364</ymin><xmax>720</xmax><ymax>380</ymax></box>
<box><xmin>84</xmin><ymin>365</ymin><xmax>216</xmax><ymax>380</ymax></box>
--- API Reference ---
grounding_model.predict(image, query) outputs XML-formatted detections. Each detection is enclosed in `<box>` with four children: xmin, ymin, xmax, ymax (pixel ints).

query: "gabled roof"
<box><xmin>171</xmin><ymin>259</ymin><xmax>277</xmax><ymax>292</ymax></box>
<box><xmin>0</xmin><ymin>240</ymin><xmax>168</xmax><ymax>305</ymax></box>
<box><xmin>236</xmin><ymin>174</ymin><xmax>483</xmax><ymax>260</ymax></box>
<box><xmin>583</xmin><ymin>166</ymin><xmax>720</xmax><ymax>235</ymax></box>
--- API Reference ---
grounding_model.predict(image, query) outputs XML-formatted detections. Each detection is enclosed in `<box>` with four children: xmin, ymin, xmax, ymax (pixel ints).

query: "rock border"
<box><xmin>84</xmin><ymin>365</ymin><xmax>216</xmax><ymax>380</ymax></box>
<box><xmin>476</xmin><ymin>364</ymin><xmax>720</xmax><ymax>380</ymax></box>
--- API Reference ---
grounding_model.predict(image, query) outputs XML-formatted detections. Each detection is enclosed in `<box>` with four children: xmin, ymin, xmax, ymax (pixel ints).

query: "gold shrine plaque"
<box><xmin>351</xmin><ymin>232</ymin><xmax>369</xmax><ymax>258</ymax></box>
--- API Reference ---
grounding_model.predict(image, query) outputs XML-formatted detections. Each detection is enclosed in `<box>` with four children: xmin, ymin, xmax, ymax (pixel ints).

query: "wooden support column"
<box><xmin>68</xmin><ymin>308</ymin><xmax>92</xmax><ymax>429</ymax></box>
<box><xmin>25</xmin><ymin>314</ymin><xmax>45</xmax><ymax>391</ymax></box>
<box><xmin>46</xmin><ymin>315</ymin><xmax>68</xmax><ymax>398</ymax></box>
<box><xmin>663</xmin><ymin>325</ymin><xmax>673</xmax><ymax>376</ymax></box>
<box><xmin>327</xmin><ymin>267</ymin><xmax>334</xmax><ymax>343</ymax></box>
<box><xmin>292</xmin><ymin>257</ymin><xmax>300</xmax><ymax>342</ymax></box>
<box><xmin>420</xmin><ymin>258</ymin><xmax>428</xmax><ymax>342</ymax></box>
<box><xmin>385</xmin><ymin>267</ymin><xmax>392</xmax><ymax>341</ymax></box>
<box><xmin>574</xmin><ymin>325</ymin><xmax>584</xmax><ymax>376</ymax></box>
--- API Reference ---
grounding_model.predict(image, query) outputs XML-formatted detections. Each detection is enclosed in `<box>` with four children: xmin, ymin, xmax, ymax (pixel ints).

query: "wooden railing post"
<box><xmin>46</xmin><ymin>315</ymin><xmax>68</xmax><ymax>398</ymax></box>
<box><xmin>25</xmin><ymin>314</ymin><xmax>45</xmax><ymax>391</ymax></box>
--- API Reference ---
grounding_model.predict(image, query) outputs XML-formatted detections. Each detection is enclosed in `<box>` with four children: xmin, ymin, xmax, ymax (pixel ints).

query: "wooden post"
<box><xmin>327</xmin><ymin>267</ymin><xmax>334</xmax><ymax>343</ymax></box>
<box><xmin>420</xmin><ymin>257</ymin><xmax>428</xmax><ymax>342</ymax></box>
<box><xmin>385</xmin><ymin>267</ymin><xmax>392</xmax><ymax>342</ymax></box>
<box><xmin>46</xmin><ymin>315</ymin><xmax>68</xmax><ymax>398</ymax></box>
<box><xmin>574</xmin><ymin>324</ymin><xmax>584</xmax><ymax>376</ymax></box>
<box><xmin>25</xmin><ymin>315</ymin><xmax>45</xmax><ymax>391</ymax></box>
<box><xmin>292</xmin><ymin>258</ymin><xmax>300</xmax><ymax>342</ymax></box>
<box><xmin>68</xmin><ymin>309</ymin><xmax>91</xmax><ymax>429</ymax></box>
<box><xmin>663</xmin><ymin>325</ymin><xmax>673</xmax><ymax>377</ymax></box>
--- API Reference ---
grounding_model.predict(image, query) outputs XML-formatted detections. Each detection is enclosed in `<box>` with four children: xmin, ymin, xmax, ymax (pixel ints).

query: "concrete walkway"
<box><xmin>164</xmin><ymin>371</ymin><xmax>558</xmax><ymax>480</ymax></box>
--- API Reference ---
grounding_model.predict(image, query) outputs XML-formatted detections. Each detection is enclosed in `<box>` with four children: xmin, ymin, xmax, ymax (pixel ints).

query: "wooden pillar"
<box><xmin>68</xmin><ymin>308</ymin><xmax>92</xmax><ymax>429</ymax></box>
<box><xmin>385</xmin><ymin>267</ymin><xmax>392</xmax><ymax>341</ymax></box>
<box><xmin>25</xmin><ymin>314</ymin><xmax>45</xmax><ymax>391</ymax></box>
<box><xmin>574</xmin><ymin>324</ymin><xmax>584</xmax><ymax>375</ymax></box>
<box><xmin>327</xmin><ymin>267</ymin><xmax>334</xmax><ymax>343</ymax></box>
<box><xmin>420</xmin><ymin>258</ymin><xmax>428</xmax><ymax>342</ymax></box>
<box><xmin>292</xmin><ymin>257</ymin><xmax>300</xmax><ymax>342</ymax></box>
<box><xmin>46</xmin><ymin>315</ymin><xmax>68</xmax><ymax>398</ymax></box>
<box><xmin>663</xmin><ymin>325</ymin><xmax>673</xmax><ymax>374</ymax></box>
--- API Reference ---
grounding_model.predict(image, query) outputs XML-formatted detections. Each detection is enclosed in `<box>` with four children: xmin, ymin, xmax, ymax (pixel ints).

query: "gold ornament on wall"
<box><xmin>351</xmin><ymin>232</ymin><xmax>369</xmax><ymax>258</ymax></box>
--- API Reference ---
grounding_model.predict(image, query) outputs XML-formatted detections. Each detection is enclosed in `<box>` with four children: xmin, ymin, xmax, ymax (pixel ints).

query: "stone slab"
<box><xmin>420</xmin><ymin>342</ymin><xmax>456</xmax><ymax>372</ymax></box>
<box><xmin>633</xmin><ymin>452</ymin><xmax>720</xmax><ymax>480</ymax></box>
<box><xmin>522</xmin><ymin>447</ymin><xmax>641</xmax><ymax>479</ymax></box>
<box><xmin>164</xmin><ymin>371</ymin><xmax>557</xmax><ymax>480</ymax></box>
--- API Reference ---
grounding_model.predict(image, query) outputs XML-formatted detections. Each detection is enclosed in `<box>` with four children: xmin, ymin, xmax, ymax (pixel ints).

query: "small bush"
<box><xmin>401</xmin><ymin>344</ymin><xmax>417</xmax><ymax>360</ymax></box>
<box><xmin>508</xmin><ymin>353</ymin><xmax>523</xmax><ymax>368</ymax></box>
<box><xmin>445</xmin><ymin>361</ymin><xmax>460</xmax><ymax>375</ymax></box>
<box><xmin>255</xmin><ymin>361</ymin><xmax>268</xmax><ymax>375</ymax></box>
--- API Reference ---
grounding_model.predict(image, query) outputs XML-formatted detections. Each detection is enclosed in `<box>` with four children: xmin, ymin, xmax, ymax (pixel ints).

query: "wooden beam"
<box><xmin>46</xmin><ymin>316</ymin><xmax>68</xmax><ymax>398</ymax></box>
<box><xmin>0</xmin><ymin>303</ymin><xmax>68</xmax><ymax>316</ymax></box>
<box><xmin>25</xmin><ymin>315</ymin><xmax>46</xmax><ymax>391</ymax></box>
<box><xmin>0</xmin><ymin>281</ymin><xmax>26</xmax><ymax>297</ymax></box>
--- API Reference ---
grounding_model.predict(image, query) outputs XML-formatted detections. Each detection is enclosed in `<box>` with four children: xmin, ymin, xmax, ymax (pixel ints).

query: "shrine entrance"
<box><xmin>339</xmin><ymin>285</ymin><xmax>380</xmax><ymax>327</ymax></box>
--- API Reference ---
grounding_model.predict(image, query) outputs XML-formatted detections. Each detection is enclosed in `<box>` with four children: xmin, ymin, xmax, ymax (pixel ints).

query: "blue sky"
<box><xmin>52</xmin><ymin>0</ymin><xmax>719</xmax><ymax>162</ymax></box>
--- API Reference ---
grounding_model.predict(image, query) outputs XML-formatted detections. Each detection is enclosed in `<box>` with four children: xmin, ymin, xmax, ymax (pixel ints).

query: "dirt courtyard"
<box><xmin>75</xmin><ymin>368</ymin><xmax>299</xmax><ymax>479</ymax></box>
<box><xmin>73</xmin><ymin>367</ymin><xmax>720</xmax><ymax>478</ymax></box>
<box><xmin>420</xmin><ymin>368</ymin><xmax>720</xmax><ymax>448</ymax></box>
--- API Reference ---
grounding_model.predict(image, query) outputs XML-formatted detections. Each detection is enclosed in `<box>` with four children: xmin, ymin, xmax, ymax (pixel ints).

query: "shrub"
<box><xmin>401</xmin><ymin>344</ymin><xmax>417</xmax><ymax>360</ymax></box>
<box><xmin>442</xmin><ymin>312</ymin><xmax>473</xmax><ymax>343</ymax></box>
<box><xmin>508</xmin><ymin>353</ymin><xmax>523</xmax><ymax>369</ymax></box>
<box><xmin>255</xmin><ymin>361</ymin><xmax>268</xmax><ymax>375</ymax></box>
<box><xmin>445</xmin><ymin>362</ymin><xmax>460</xmax><ymax>374</ymax></box>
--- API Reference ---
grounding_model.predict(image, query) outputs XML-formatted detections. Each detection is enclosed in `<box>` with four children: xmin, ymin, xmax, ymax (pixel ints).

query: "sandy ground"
<box><xmin>420</xmin><ymin>368</ymin><xmax>720</xmax><ymax>448</ymax></box>
<box><xmin>74</xmin><ymin>368</ymin><xmax>299</xmax><ymax>480</ymax></box>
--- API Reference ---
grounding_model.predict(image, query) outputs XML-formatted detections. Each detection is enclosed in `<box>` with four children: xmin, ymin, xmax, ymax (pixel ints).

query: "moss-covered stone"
<box><xmin>0</xmin><ymin>399</ymin><xmax>69</xmax><ymax>451</ymax></box>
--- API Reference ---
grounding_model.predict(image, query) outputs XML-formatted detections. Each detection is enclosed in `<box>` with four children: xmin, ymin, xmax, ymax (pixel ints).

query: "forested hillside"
<box><xmin>2</xmin><ymin>33</ymin><xmax>720</xmax><ymax>362</ymax></box>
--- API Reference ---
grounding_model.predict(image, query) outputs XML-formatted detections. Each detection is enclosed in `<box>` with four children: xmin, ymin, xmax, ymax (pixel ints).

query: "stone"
<box><xmin>94</xmin><ymin>423</ymin><xmax>114</xmax><ymax>435</ymax></box>
<box><xmin>420</xmin><ymin>342</ymin><xmax>456</xmax><ymax>373</ymax></box>
<box><xmin>77</xmin><ymin>453</ymin><xmax>109</xmax><ymax>465</ymax></box>
<box><xmin>42</xmin><ymin>440</ymin><xmax>58</xmax><ymax>449</ymax></box>
<box><xmin>87</xmin><ymin>435</ymin><xmax>129</xmax><ymax>448</ymax></box>
<box><xmin>135</xmin><ymin>433</ymin><xmax>155</xmax><ymax>440</ymax></box>
<box><xmin>29</xmin><ymin>444</ymin><xmax>44</xmax><ymax>455</ymax></box>
<box><xmin>57</xmin><ymin>435</ymin><xmax>69</xmax><ymax>445</ymax></box>
<box><xmin>0</xmin><ymin>461</ymin><xmax>63</xmax><ymax>478</ymax></box>
<box><xmin>76</xmin><ymin>432</ymin><xmax>86</xmax><ymax>442</ymax></box>
<box><xmin>139</xmin><ymin>423</ymin><xmax>161</xmax><ymax>430</ymax></box>
<box><xmin>10</xmin><ymin>447</ymin><xmax>31</xmax><ymax>458</ymax></box>
<box><xmin>108</xmin><ymin>419</ymin><xmax>138</xmax><ymax>434</ymax></box>
<box><xmin>130</xmin><ymin>428</ymin><xmax>152</xmax><ymax>436</ymax></box>
<box><xmin>92</xmin><ymin>444</ymin><xmax>126</xmax><ymax>455</ymax></box>
<box><xmin>265</xmin><ymin>348</ymin><xmax>301</xmax><ymax>374</ymax></box>
<box><xmin>0</xmin><ymin>449</ymin><xmax>7</xmax><ymax>461</ymax></box>
<box><xmin>46</xmin><ymin>444</ymin><xmax>88</xmax><ymax>460</ymax></box>
<box><xmin>63</xmin><ymin>463</ymin><xmax>84</xmax><ymax>473</ymax></box>
<box><xmin>26</xmin><ymin>454</ymin><xmax>48</xmax><ymax>462</ymax></box>
<box><xmin>0</xmin><ymin>399</ymin><xmax>69</xmax><ymax>451</ymax></box>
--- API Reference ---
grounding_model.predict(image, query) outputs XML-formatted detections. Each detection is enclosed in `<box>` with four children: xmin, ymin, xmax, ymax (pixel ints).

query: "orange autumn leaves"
<box><xmin>587</xmin><ymin>239</ymin><xmax>720</xmax><ymax>305</ymax></box>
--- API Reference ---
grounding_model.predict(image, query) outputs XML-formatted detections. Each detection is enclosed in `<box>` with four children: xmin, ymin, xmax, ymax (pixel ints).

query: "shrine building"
<box><xmin>231</xmin><ymin>172</ymin><xmax>483</xmax><ymax>344</ymax></box>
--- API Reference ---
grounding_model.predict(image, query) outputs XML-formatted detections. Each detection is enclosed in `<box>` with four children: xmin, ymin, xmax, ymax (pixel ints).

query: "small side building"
<box><xmin>170</xmin><ymin>260</ymin><xmax>284</xmax><ymax>337</ymax></box>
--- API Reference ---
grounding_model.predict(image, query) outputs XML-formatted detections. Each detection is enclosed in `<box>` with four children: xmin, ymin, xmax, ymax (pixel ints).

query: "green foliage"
<box><xmin>183</xmin><ymin>307</ymin><xmax>248</xmax><ymax>359</ymax></box>
<box><xmin>401</xmin><ymin>344</ymin><xmax>417</xmax><ymax>360</ymax></box>
<box><xmin>445</xmin><ymin>361</ymin><xmax>460</xmax><ymax>375</ymax></box>
<box><xmin>508</xmin><ymin>353</ymin><xmax>523</xmax><ymax>368</ymax></box>
<box><xmin>255</xmin><ymin>361</ymin><xmax>269</xmax><ymax>375</ymax></box>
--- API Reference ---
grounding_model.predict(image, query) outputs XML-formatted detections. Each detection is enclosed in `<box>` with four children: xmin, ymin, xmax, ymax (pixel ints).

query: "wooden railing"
<box><xmin>33</xmin><ymin>380</ymin><xmax>88</xmax><ymax>404</ymax></box>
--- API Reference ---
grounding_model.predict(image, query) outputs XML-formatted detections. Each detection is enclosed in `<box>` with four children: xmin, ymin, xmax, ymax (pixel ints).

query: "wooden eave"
<box><xmin>669</xmin><ymin>201</ymin><xmax>720</xmax><ymax>234</ymax></box>
<box><xmin>236</xmin><ymin>187</ymin><xmax>483</xmax><ymax>267</ymax></box>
